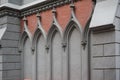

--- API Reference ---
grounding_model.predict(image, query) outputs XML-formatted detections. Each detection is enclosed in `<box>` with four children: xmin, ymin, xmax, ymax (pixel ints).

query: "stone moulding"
<box><xmin>21</xmin><ymin>0</ymin><xmax>70</xmax><ymax>17</ymax></box>
<box><xmin>90</xmin><ymin>24</ymin><xmax>115</xmax><ymax>33</ymax></box>
<box><xmin>0</xmin><ymin>7</ymin><xmax>21</xmax><ymax>17</ymax></box>
<box><xmin>32</xmin><ymin>13</ymin><xmax>47</xmax><ymax>52</ymax></box>
<box><xmin>0</xmin><ymin>0</ymin><xmax>79</xmax><ymax>17</ymax></box>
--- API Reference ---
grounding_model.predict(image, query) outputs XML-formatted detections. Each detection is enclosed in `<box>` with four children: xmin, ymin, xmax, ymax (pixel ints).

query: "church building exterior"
<box><xmin>0</xmin><ymin>0</ymin><xmax>120</xmax><ymax>80</ymax></box>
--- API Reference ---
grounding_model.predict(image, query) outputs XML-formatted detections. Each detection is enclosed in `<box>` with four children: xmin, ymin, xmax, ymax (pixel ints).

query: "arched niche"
<box><xmin>32</xmin><ymin>28</ymin><xmax>47</xmax><ymax>80</ymax></box>
<box><xmin>47</xmin><ymin>25</ymin><xmax>63</xmax><ymax>80</ymax></box>
<box><xmin>19</xmin><ymin>31</ymin><xmax>32</xmax><ymax>80</ymax></box>
<box><xmin>63</xmin><ymin>20</ymin><xmax>82</xmax><ymax>80</ymax></box>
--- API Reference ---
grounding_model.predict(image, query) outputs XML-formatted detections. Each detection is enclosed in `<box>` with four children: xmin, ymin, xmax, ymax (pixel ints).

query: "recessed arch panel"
<box><xmin>36</xmin><ymin>34</ymin><xmax>46</xmax><ymax>80</ymax></box>
<box><xmin>32</xmin><ymin>27</ymin><xmax>47</xmax><ymax>80</ymax></box>
<box><xmin>63</xmin><ymin>20</ymin><xmax>82</xmax><ymax>80</ymax></box>
<box><xmin>23</xmin><ymin>36</ymin><xmax>33</xmax><ymax>79</ymax></box>
<box><xmin>51</xmin><ymin>30</ymin><xmax>62</xmax><ymax>80</ymax></box>
<box><xmin>68</xmin><ymin>27</ymin><xmax>82</xmax><ymax>80</ymax></box>
<box><xmin>19</xmin><ymin>31</ymin><xmax>32</xmax><ymax>80</ymax></box>
<box><xmin>63</xmin><ymin>20</ymin><xmax>82</xmax><ymax>43</ymax></box>
<box><xmin>47</xmin><ymin>24</ymin><xmax>63</xmax><ymax>80</ymax></box>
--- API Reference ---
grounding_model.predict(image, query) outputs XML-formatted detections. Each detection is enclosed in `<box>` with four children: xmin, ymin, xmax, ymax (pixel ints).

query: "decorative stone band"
<box><xmin>0</xmin><ymin>0</ymin><xmax>79</xmax><ymax>17</ymax></box>
<box><xmin>90</xmin><ymin>24</ymin><xmax>115</xmax><ymax>33</ymax></box>
<box><xmin>20</xmin><ymin>0</ymin><xmax>70</xmax><ymax>16</ymax></box>
<box><xmin>0</xmin><ymin>7</ymin><xmax>20</xmax><ymax>17</ymax></box>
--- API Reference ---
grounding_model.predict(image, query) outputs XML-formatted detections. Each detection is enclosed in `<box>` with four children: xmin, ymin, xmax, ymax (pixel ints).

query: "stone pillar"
<box><xmin>0</xmin><ymin>16</ymin><xmax>21</xmax><ymax>80</ymax></box>
<box><xmin>90</xmin><ymin>25</ymin><xmax>120</xmax><ymax>80</ymax></box>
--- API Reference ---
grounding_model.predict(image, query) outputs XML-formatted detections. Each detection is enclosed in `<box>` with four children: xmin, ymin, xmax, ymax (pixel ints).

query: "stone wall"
<box><xmin>0</xmin><ymin>16</ymin><xmax>21</xmax><ymax>80</ymax></box>
<box><xmin>90</xmin><ymin>28</ymin><xmax>120</xmax><ymax>80</ymax></box>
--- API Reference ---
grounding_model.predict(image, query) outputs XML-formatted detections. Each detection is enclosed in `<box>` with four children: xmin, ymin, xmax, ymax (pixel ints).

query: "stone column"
<box><xmin>0</xmin><ymin>15</ymin><xmax>21</xmax><ymax>80</ymax></box>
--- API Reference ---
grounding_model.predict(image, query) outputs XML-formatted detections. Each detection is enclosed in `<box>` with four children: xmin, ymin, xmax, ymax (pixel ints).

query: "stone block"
<box><xmin>2</xmin><ymin>48</ymin><xmax>19</xmax><ymax>54</ymax></box>
<box><xmin>0</xmin><ymin>63</ymin><xmax>3</xmax><ymax>70</ymax></box>
<box><xmin>2</xmin><ymin>31</ymin><xmax>20</xmax><ymax>40</ymax></box>
<box><xmin>92</xmin><ymin>57</ymin><xmax>115</xmax><ymax>68</ymax></box>
<box><xmin>1</xmin><ymin>40</ymin><xmax>18</xmax><ymax>48</ymax></box>
<box><xmin>6</xmin><ymin>70</ymin><xmax>21</xmax><ymax>77</ymax></box>
<box><xmin>7</xmin><ymin>16</ymin><xmax>20</xmax><ymax>25</ymax></box>
<box><xmin>15</xmin><ymin>63</ymin><xmax>21</xmax><ymax>69</ymax></box>
<box><xmin>0</xmin><ymin>55</ymin><xmax>3</xmax><ymax>62</ymax></box>
<box><xmin>3</xmin><ymin>70</ymin><xmax>21</xmax><ymax>80</ymax></box>
<box><xmin>115</xmin><ymin>56</ymin><xmax>120</xmax><ymax>68</ymax></box>
<box><xmin>92</xmin><ymin>70</ymin><xmax>103</xmax><ymax>80</ymax></box>
<box><xmin>3</xmin><ymin>63</ymin><xmax>16</xmax><ymax>70</ymax></box>
<box><xmin>91</xmin><ymin>31</ymin><xmax>115</xmax><ymax>44</ymax></box>
<box><xmin>0</xmin><ymin>16</ymin><xmax>7</xmax><ymax>25</ymax></box>
<box><xmin>104</xmin><ymin>43</ymin><xmax>116</xmax><ymax>56</ymax></box>
<box><xmin>0</xmin><ymin>71</ymin><xmax>2</xmax><ymax>79</ymax></box>
<box><xmin>92</xmin><ymin>45</ymin><xmax>104</xmax><ymax>56</ymax></box>
<box><xmin>104</xmin><ymin>70</ymin><xmax>116</xmax><ymax>80</ymax></box>
<box><xmin>0</xmin><ymin>16</ymin><xmax>20</xmax><ymax>25</ymax></box>
<box><xmin>3</xmin><ymin>55</ymin><xmax>20</xmax><ymax>62</ymax></box>
<box><xmin>2</xmin><ymin>71</ymin><xmax>7</xmax><ymax>78</ymax></box>
<box><xmin>6</xmin><ymin>24</ymin><xmax>20</xmax><ymax>32</ymax></box>
<box><xmin>115</xmin><ymin>31</ymin><xmax>120</xmax><ymax>42</ymax></box>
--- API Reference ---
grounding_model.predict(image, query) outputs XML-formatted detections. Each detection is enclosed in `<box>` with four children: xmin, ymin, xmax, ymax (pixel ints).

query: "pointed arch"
<box><xmin>32</xmin><ymin>27</ymin><xmax>47</xmax><ymax>51</ymax></box>
<box><xmin>31</xmin><ymin>26</ymin><xmax>47</xmax><ymax>80</ymax></box>
<box><xmin>63</xmin><ymin>19</ymin><xmax>83</xmax><ymax>80</ymax></box>
<box><xmin>19</xmin><ymin>31</ymin><xmax>31</xmax><ymax>52</ymax></box>
<box><xmin>47</xmin><ymin>24</ymin><xmax>63</xmax><ymax>46</ymax></box>
<box><xmin>63</xmin><ymin>20</ymin><xmax>82</xmax><ymax>44</ymax></box>
<box><xmin>47</xmin><ymin>23</ymin><xmax>63</xmax><ymax>80</ymax></box>
<box><xmin>18</xmin><ymin>31</ymin><xmax>32</xmax><ymax>80</ymax></box>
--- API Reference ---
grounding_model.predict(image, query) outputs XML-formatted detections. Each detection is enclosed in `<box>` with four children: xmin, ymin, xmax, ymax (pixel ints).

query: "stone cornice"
<box><xmin>0</xmin><ymin>0</ymin><xmax>78</xmax><ymax>17</ymax></box>
<box><xmin>90</xmin><ymin>24</ymin><xmax>115</xmax><ymax>33</ymax></box>
<box><xmin>0</xmin><ymin>6</ymin><xmax>21</xmax><ymax>17</ymax></box>
<box><xmin>20</xmin><ymin>0</ymin><xmax>71</xmax><ymax>17</ymax></box>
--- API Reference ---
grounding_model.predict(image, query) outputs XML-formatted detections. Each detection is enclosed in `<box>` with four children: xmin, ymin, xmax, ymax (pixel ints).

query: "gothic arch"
<box><xmin>19</xmin><ymin>31</ymin><xmax>32</xmax><ymax>80</ymax></box>
<box><xmin>32</xmin><ymin>28</ymin><xmax>47</xmax><ymax>51</ymax></box>
<box><xmin>63</xmin><ymin>20</ymin><xmax>83</xmax><ymax>80</ymax></box>
<box><xmin>32</xmin><ymin>27</ymin><xmax>47</xmax><ymax>80</ymax></box>
<box><xmin>63</xmin><ymin>20</ymin><xmax>82</xmax><ymax>43</ymax></box>
<box><xmin>19</xmin><ymin>31</ymin><xmax>32</xmax><ymax>52</ymax></box>
<box><xmin>47</xmin><ymin>24</ymin><xmax>63</xmax><ymax>46</ymax></box>
<box><xmin>47</xmin><ymin>23</ymin><xmax>63</xmax><ymax>80</ymax></box>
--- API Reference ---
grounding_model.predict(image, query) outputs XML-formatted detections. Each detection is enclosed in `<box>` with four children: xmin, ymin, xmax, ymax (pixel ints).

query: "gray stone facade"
<box><xmin>90</xmin><ymin>29</ymin><xmax>120</xmax><ymax>80</ymax></box>
<box><xmin>0</xmin><ymin>16</ymin><xmax>21</xmax><ymax>80</ymax></box>
<box><xmin>0</xmin><ymin>0</ymin><xmax>120</xmax><ymax>80</ymax></box>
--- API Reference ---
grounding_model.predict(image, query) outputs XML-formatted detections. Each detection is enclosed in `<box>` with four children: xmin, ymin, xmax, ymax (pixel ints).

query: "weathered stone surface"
<box><xmin>92</xmin><ymin>57</ymin><xmax>115</xmax><ymax>69</ymax></box>
<box><xmin>1</xmin><ymin>39</ymin><xmax>18</xmax><ymax>47</ymax></box>
<box><xmin>2</xmin><ymin>48</ymin><xmax>19</xmax><ymax>54</ymax></box>
<box><xmin>104</xmin><ymin>44</ymin><xmax>116</xmax><ymax>56</ymax></box>
<box><xmin>3</xmin><ymin>55</ymin><xmax>20</xmax><ymax>63</ymax></box>
<box><xmin>104</xmin><ymin>70</ymin><xmax>116</xmax><ymax>80</ymax></box>
<box><xmin>0</xmin><ymin>15</ymin><xmax>21</xmax><ymax>80</ymax></box>
<box><xmin>92</xmin><ymin>70</ymin><xmax>103</xmax><ymax>80</ymax></box>
<box><xmin>6</xmin><ymin>24</ymin><xmax>20</xmax><ymax>32</ymax></box>
<box><xmin>91</xmin><ymin>31</ymin><xmax>115</xmax><ymax>44</ymax></box>
<box><xmin>92</xmin><ymin>45</ymin><xmax>104</xmax><ymax>56</ymax></box>
<box><xmin>2</xmin><ymin>32</ymin><xmax>20</xmax><ymax>40</ymax></box>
